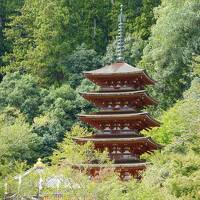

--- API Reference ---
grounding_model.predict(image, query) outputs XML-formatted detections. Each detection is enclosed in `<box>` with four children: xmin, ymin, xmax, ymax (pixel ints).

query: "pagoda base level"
<box><xmin>72</xmin><ymin>163</ymin><xmax>146</xmax><ymax>180</ymax></box>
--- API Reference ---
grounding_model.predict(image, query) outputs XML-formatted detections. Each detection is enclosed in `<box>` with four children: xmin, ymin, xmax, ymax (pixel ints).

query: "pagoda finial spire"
<box><xmin>116</xmin><ymin>4</ymin><xmax>125</xmax><ymax>62</ymax></box>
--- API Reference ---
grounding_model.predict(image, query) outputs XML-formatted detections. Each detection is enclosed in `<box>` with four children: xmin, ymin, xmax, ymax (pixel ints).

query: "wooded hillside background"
<box><xmin>0</xmin><ymin>1</ymin><xmax>200</xmax><ymax>199</ymax></box>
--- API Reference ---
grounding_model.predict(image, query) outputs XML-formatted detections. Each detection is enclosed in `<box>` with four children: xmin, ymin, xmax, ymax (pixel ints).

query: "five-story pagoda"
<box><xmin>74</xmin><ymin>5</ymin><xmax>161</xmax><ymax>179</ymax></box>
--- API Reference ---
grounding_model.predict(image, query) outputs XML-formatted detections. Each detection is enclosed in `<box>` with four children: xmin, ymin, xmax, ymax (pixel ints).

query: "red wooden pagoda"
<box><xmin>74</xmin><ymin>5</ymin><xmax>161</xmax><ymax>179</ymax></box>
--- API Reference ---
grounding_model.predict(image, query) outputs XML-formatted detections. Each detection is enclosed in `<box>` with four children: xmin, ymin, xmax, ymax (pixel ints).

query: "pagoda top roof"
<box><xmin>84</xmin><ymin>62</ymin><xmax>142</xmax><ymax>75</ymax></box>
<box><xmin>83</xmin><ymin>62</ymin><xmax>156</xmax><ymax>85</ymax></box>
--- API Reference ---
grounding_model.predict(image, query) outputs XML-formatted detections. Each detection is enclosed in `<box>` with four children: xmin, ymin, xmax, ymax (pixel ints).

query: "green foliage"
<box><xmin>130</xmin><ymin>78</ymin><xmax>200</xmax><ymax>200</ymax></box>
<box><xmin>60</xmin><ymin>0</ymin><xmax>156</xmax><ymax>53</ymax></box>
<box><xmin>0</xmin><ymin>161</ymin><xmax>27</xmax><ymax>199</ymax></box>
<box><xmin>2</xmin><ymin>0</ymin><xmax>161</xmax><ymax>84</ymax></box>
<box><xmin>1</xmin><ymin>1</ymin><xmax>200</xmax><ymax>199</ymax></box>
<box><xmin>140</xmin><ymin>129</ymin><xmax>200</xmax><ymax>200</ymax></box>
<box><xmin>141</xmin><ymin>0</ymin><xmax>200</xmax><ymax>109</ymax></box>
<box><xmin>103</xmin><ymin>34</ymin><xmax>146</xmax><ymax>65</ymax></box>
<box><xmin>3</xmin><ymin>0</ymin><xmax>69</xmax><ymax>84</ymax></box>
<box><xmin>5</xmin><ymin>125</ymin><xmax>126</xmax><ymax>200</ymax></box>
<box><xmin>192</xmin><ymin>55</ymin><xmax>200</xmax><ymax>77</ymax></box>
<box><xmin>64</xmin><ymin>44</ymin><xmax>102</xmax><ymax>88</ymax></box>
<box><xmin>146</xmin><ymin>78</ymin><xmax>200</xmax><ymax>144</ymax></box>
<box><xmin>0</xmin><ymin>107</ymin><xmax>39</xmax><ymax>162</ymax></box>
<box><xmin>0</xmin><ymin>72</ymin><xmax>79</xmax><ymax>158</ymax></box>
<box><xmin>103</xmin><ymin>0</ymin><xmax>160</xmax><ymax>66</ymax></box>
<box><xmin>7</xmin><ymin>165</ymin><xmax>125</xmax><ymax>200</ymax></box>
<box><xmin>4</xmin><ymin>79</ymin><xmax>200</xmax><ymax>200</ymax></box>
<box><xmin>75</xmin><ymin>79</ymin><xmax>98</xmax><ymax>114</ymax></box>
<box><xmin>134</xmin><ymin>0</ymin><xmax>160</xmax><ymax>40</ymax></box>
<box><xmin>51</xmin><ymin>125</ymin><xmax>109</xmax><ymax>165</ymax></box>
<box><xmin>64</xmin><ymin>0</ymin><xmax>113</xmax><ymax>53</ymax></box>
<box><xmin>0</xmin><ymin>72</ymin><xmax>42</xmax><ymax>122</ymax></box>
<box><xmin>33</xmin><ymin>84</ymin><xmax>78</xmax><ymax>157</ymax></box>
<box><xmin>0</xmin><ymin>0</ymin><xmax>24</xmax><ymax>67</ymax></box>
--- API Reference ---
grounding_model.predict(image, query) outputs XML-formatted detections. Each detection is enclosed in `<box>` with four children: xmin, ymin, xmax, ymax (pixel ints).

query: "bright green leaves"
<box><xmin>141</xmin><ymin>0</ymin><xmax>200</xmax><ymax>109</ymax></box>
<box><xmin>0</xmin><ymin>107</ymin><xmax>39</xmax><ymax>162</ymax></box>
<box><xmin>145</xmin><ymin>78</ymin><xmax>200</xmax><ymax>144</ymax></box>
<box><xmin>138</xmin><ymin>78</ymin><xmax>200</xmax><ymax>199</ymax></box>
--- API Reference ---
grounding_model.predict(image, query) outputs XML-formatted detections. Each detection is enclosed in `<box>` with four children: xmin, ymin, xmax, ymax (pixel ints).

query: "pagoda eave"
<box><xmin>83</xmin><ymin>62</ymin><xmax>156</xmax><ymax>89</ymax></box>
<box><xmin>74</xmin><ymin>136</ymin><xmax>161</xmax><ymax>155</ymax></box>
<box><xmin>78</xmin><ymin>112</ymin><xmax>160</xmax><ymax>130</ymax></box>
<box><xmin>84</xmin><ymin>73</ymin><xmax>155</xmax><ymax>87</ymax></box>
<box><xmin>72</xmin><ymin>162</ymin><xmax>147</xmax><ymax>179</ymax></box>
<box><xmin>80</xmin><ymin>90</ymin><xmax>158</xmax><ymax>108</ymax></box>
<box><xmin>78</xmin><ymin>112</ymin><xmax>157</xmax><ymax>120</ymax></box>
<box><xmin>72</xmin><ymin>162</ymin><xmax>147</xmax><ymax>171</ymax></box>
<box><xmin>73</xmin><ymin>136</ymin><xmax>161</xmax><ymax>148</ymax></box>
<box><xmin>83</xmin><ymin>62</ymin><xmax>156</xmax><ymax>85</ymax></box>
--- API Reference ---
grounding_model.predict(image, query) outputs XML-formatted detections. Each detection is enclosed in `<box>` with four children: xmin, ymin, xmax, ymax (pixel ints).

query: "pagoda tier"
<box><xmin>78</xmin><ymin>112</ymin><xmax>160</xmax><ymax>133</ymax></box>
<box><xmin>83</xmin><ymin>62</ymin><xmax>155</xmax><ymax>91</ymax></box>
<box><xmin>74</xmin><ymin>136</ymin><xmax>161</xmax><ymax>158</ymax></box>
<box><xmin>80</xmin><ymin>90</ymin><xmax>158</xmax><ymax>111</ymax></box>
<box><xmin>73</xmin><ymin>163</ymin><xmax>147</xmax><ymax>179</ymax></box>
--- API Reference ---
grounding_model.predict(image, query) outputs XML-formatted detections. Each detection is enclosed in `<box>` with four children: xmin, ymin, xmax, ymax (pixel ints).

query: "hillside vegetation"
<box><xmin>0</xmin><ymin>0</ymin><xmax>200</xmax><ymax>199</ymax></box>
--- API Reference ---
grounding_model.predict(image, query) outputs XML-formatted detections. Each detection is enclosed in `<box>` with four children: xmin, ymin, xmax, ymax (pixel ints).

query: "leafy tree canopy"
<box><xmin>0</xmin><ymin>72</ymin><xmax>80</xmax><ymax>158</ymax></box>
<box><xmin>0</xmin><ymin>107</ymin><xmax>40</xmax><ymax>163</ymax></box>
<box><xmin>146</xmin><ymin>78</ymin><xmax>200</xmax><ymax>144</ymax></box>
<box><xmin>141</xmin><ymin>0</ymin><xmax>200</xmax><ymax>109</ymax></box>
<box><xmin>0</xmin><ymin>0</ymin><xmax>24</xmax><ymax>67</ymax></box>
<box><xmin>63</xmin><ymin>44</ymin><xmax>102</xmax><ymax>88</ymax></box>
<box><xmin>3</xmin><ymin>0</ymin><xmax>69</xmax><ymax>84</ymax></box>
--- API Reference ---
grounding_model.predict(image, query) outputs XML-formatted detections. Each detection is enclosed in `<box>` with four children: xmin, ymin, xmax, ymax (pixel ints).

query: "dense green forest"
<box><xmin>0</xmin><ymin>0</ymin><xmax>200</xmax><ymax>199</ymax></box>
